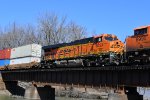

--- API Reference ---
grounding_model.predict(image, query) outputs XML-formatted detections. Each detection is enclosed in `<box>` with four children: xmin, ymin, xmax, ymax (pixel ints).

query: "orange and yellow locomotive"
<box><xmin>126</xmin><ymin>25</ymin><xmax>150</xmax><ymax>64</ymax></box>
<box><xmin>42</xmin><ymin>34</ymin><xmax>124</xmax><ymax>67</ymax></box>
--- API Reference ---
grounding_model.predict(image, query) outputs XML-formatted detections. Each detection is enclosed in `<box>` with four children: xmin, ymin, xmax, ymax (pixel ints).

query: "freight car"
<box><xmin>126</xmin><ymin>25</ymin><xmax>150</xmax><ymax>65</ymax></box>
<box><xmin>42</xmin><ymin>34</ymin><xmax>124</xmax><ymax>68</ymax></box>
<box><xmin>0</xmin><ymin>44</ymin><xmax>41</xmax><ymax>70</ymax></box>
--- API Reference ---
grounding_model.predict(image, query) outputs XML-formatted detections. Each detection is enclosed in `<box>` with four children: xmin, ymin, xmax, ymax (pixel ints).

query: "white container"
<box><xmin>10</xmin><ymin>57</ymin><xmax>41</xmax><ymax>65</ymax></box>
<box><xmin>11</xmin><ymin>44</ymin><xmax>42</xmax><ymax>59</ymax></box>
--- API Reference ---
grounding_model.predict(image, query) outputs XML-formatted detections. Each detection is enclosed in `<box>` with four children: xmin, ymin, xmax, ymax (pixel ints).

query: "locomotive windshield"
<box><xmin>134</xmin><ymin>28</ymin><xmax>147</xmax><ymax>35</ymax></box>
<box><xmin>105</xmin><ymin>36</ymin><xmax>118</xmax><ymax>41</ymax></box>
<box><xmin>105</xmin><ymin>37</ymin><xmax>113</xmax><ymax>41</ymax></box>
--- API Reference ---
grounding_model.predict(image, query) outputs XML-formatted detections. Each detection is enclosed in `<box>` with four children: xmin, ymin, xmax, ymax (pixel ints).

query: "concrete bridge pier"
<box><xmin>24</xmin><ymin>84</ymin><xmax>40</xmax><ymax>99</ymax></box>
<box><xmin>24</xmin><ymin>84</ymin><xmax>55</xmax><ymax>100</ymax></box>
<box><xmin>108</xmin><ymin>86</ymin><xmax>143</xmax><ymax>100</ymax></box>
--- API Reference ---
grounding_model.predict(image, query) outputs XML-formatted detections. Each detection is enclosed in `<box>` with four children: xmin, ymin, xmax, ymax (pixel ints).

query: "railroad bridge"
<box><xmin>1</xmin><ymin>65</ymin><xmax>150</xmax><ymax>100</ymax></box>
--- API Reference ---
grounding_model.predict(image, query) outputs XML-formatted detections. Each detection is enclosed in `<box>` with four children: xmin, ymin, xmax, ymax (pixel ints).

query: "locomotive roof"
<box><xmin>42</xmin><ymin>43</ymin><xmax>67</xmax><ymax>50</ymax></box>
<box><xmin>134</xmin><ymin>25</ymin><xmax>150</xmax><ymax>30</ymax></box>
<box><xmin>42</xmin><ymin>37</ymin><xmax>93</xmax><ymax>50</ymax></box>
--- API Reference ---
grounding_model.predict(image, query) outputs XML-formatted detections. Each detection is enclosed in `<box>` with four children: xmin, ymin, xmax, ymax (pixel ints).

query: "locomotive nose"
<box><xmin>110</xmin><ymin>40</ymin><xmax>124</xmax><ymax>54</ymax></box>
<box><xmin>111</xmin><ymin>41</ymin><xmax>121</xmax><ymax>48</ymax></box>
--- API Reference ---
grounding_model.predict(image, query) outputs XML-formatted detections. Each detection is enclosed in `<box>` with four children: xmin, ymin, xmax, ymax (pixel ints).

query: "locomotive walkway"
<box><xmin>1</xmin><ymin>65</ymin><xmax>150</xmax><ymax>100</ymax></box>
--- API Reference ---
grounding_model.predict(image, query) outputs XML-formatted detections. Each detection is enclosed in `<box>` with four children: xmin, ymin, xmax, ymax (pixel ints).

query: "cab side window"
<box><xmin>134</xmin><ymin>28</ymin><xmax>147</xmax><ymax>35</ymax></box>
<box><xmin>95</xmin><ymin>37</ymin><xmax>102</xmax><ymax>42</ymax></box>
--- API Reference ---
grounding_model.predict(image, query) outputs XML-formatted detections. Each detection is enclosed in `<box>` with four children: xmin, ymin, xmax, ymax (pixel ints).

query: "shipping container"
<box><xmin>0</xmin><ymin>48</ymin><xmax>11</xmax><ymax>59</ymax></box>
<box><xmin>10</xmin><ymin>57</ymin><xmax>41</xmax><ymax>65</ymax></box>
<box><xmin>10</xmin><ymin>44</ymin><xmax>41</xmax><ymax>59</ymax></box>
<box><xmin>0</xmin><ymin>60</ymin><xmax>10</xmax><ymax>67</ymax></box>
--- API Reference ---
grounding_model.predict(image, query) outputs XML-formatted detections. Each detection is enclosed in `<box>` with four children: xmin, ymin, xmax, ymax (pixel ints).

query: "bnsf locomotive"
<box><xmin>0</xmin><ymin>25</ymin><xmax>150</xmax><ymax>70</ymax></box>
<box><xmin>126</xmin><ymin>25</ymin><xmax>150</xmax><ymax>65</ymax></box>
<box><xmin>42</xmin><ymin>34</ymin><xmax>124</xmax><ymax>68</ymax></box>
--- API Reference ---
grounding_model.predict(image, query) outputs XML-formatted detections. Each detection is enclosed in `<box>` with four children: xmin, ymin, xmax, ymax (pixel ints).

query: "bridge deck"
<box><xmin>1</xmin><ymin>65</ymin><xmax>150</xmax><ymax>87</ymax></box>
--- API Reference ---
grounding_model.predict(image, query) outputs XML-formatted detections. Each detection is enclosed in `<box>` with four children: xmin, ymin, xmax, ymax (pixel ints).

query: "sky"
<box><xmin>0</xmin><ymin>0</ymin><xmax>150</xmax><ymax>42</ymax></box>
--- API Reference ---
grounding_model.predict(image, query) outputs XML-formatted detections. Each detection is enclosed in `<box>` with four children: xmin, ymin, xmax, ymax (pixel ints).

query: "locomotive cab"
<box><xmin>93</xmin><ymin>34</ymin><xmax>124</xmax><ymax>65</ymax></box>
<box><xmin>94</xmin><ymin>34</ymin><xmax>124</xmax><ymax>54</ymax></box>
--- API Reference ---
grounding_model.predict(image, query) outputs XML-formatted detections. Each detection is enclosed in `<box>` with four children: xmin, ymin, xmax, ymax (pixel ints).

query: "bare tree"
<box><xmin>37</xmin><ymin>13</ymin><xmax>87</xmax><ymax>46</ymax></box>
<box><xmin>0</xmin><ymin>12</ymin><xmax>88</xmax><ymax>49</ymax></box>
<box><xmin>37</xmin><ymin>13</ymin><xmax>67</xmax><ymax>45</ymax></box>
<box><xmin>5</xmin><ymin>23</ymin><xmax>25</xmax><ymax>47</ymax></box>
<box><xmin>0</xmin><ymin>24</ymin><xmax>36</xmax><ymax>48</ymax></box>
<box><xmin>66</xmin><ymin>21</ymin><xmax>86</xmax><ymax>42</ymax></box>
<box><xmin>23</xmin><ymin>24</ymin><xmax>37</xmax><ymax>45</ymax></box>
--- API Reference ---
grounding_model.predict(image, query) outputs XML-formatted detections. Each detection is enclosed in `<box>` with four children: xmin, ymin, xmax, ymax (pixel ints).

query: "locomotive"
<box><xmin>42</xmin><ymin>34</ymin><xmax>124</xmax><ymax>68</ymax></box>
<box><xmin>126</xmin><ymin>25</ymin><xmax>150</xmax><ymax>65</ymax></box>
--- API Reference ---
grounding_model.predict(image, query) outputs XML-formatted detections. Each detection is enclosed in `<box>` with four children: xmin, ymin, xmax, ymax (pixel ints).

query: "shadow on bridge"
<box><xmin>4</xmin><ymin>81</ymin><xmax>25</xmax><ymax>96</ymax></box>
<box><xmin>125</xmin><ymin>87</ymin><xmax>143</xmax><ymax>100</ymax></box>
<box><xmin>36</xmin><ymin>85</ymin><xmax>55</xmax><ymax>100</ymax></box>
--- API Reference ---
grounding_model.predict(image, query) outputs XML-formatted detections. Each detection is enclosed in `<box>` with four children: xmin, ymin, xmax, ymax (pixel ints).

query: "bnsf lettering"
<box><xmin>136</xmin><ymin>36</ymin><xmax>146</xmax><ymax>41</ymax></box>
<box><xmin>59</xmin><ymin>49</ymin><xmax>72</xmax><ymax>54</ymax></box>
<box><xmin>111</xmin><ymin>44</ymin><xmax>120</xmax><ymax>48</ymax></box>
<box><xmin>113</xmin><ymin>45</ymin><xmax>120</xmax><ymax>48</ymax></box>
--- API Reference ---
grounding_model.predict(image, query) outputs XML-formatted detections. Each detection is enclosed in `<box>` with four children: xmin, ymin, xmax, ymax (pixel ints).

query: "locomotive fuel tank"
<box><xmin>54</xmin><ymin>59</ymin><xmax>83</xmax><ymax>67</ymax></box>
